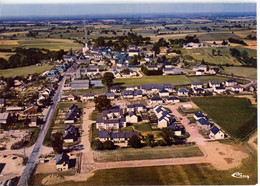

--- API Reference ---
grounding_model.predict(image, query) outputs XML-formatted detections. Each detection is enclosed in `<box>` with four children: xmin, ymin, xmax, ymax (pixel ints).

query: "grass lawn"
<box><xmin>0</xmin><ymin>63</ymin><xmax>54</xmax><ymax>77</ymax></box>
<box><xmin>222</xmin><ymin>66</ymin><xmax>257</xmax><ymax>80</ymax></box>
<box><xmin>93</xmin><ymin>145</ymin><xmax>203</xmax><ymax>162</ymax></box>
<box><xmin>192</xmin><ymin>96</ymin><xmax>257</xmax><ymax>139</ymax></box>
<box><xmin>133</xmin><ymin>123</ymin><xmax>152</xmax><ymax>132</ymax></box>
<box><xmin>114</xmin><ymin>75</ymin><xmax>191</xmax><ymax>87</ymax></box>
<box><xmin>53</xmin><ymin>145</ymin><xmax>256</xmax><ymax>185</ymax></box>
<box><xmin>187</xmin><ymin>75</ymin><xmax>248</xmax><ymax>84</ymax></box>
<box><xmin>63</xmin><ymin>87</ymin><xmax>106</xmax><ymax>96</ymax></box>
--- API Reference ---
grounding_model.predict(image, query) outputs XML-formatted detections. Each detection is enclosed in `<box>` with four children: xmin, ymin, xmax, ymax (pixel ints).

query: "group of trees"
<box><xmin>245</xmin><ymin>34</ymin><xmax>256</xmax><ymax>40</ymax></box>
<box><xmin>228</xmin><ymin>38</ymin><xmax>248</xmax><ymax>46</ymax></box>
<box><xmin>230</xmin><ymin>48</ymin><xmax>256</xmax><ymax>67</ymax></box>
<box><xmin>141</xmin><ymin>65</ymin><xmax>163</xmax><ymax>76</ymax></box>
<box><xmin>91</xmin><ymin>139</ymin><xmax>116</xmax><ymax>150</ymax></box>
<box><xmin>94</xmin><ymin>95</ymin><xmax>112</xmax><ymax>112</ymax></box>
<box><xmin>93</xmin><ymin>32</ymin><xmax>151</xmax><ymax>51</ymax></box>
<box><xmin>211</xmin><ymin>49</ymin><xmax>221</xmax><ymax>56</ymax></box>
<box><xmin>0</xmin><ymin>48</ymin><xmax>65</xmax><ymax>70</ymax></box>
<box><xmin>168</xmin><ymin>35</ymin><xmax>200</xmax><ymax>48</ymax></box>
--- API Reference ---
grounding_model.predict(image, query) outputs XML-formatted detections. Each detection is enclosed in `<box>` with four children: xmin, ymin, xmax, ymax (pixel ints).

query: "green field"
<box><xmin>192</xmin><ymin>96</ymin><xmax>257</xmax><ymax>139</ymax></box>
<box><xmin>233</xmin><ymin>46</ymin><xmax>257</xmax><ymax>58</ymax></box>
<box><xmin>93</xmin><ymin>145</ymin><xmax>203</xmax><ymax>162</ymax></box>
<box><xmin>185</xmin><ymin>48</ymin><xmax>241</xmax><ymax>65</ymax></box>
<box><xmin>197</xmin><ymin>32</ymin><xmax>242</xmax><ymax>41</ymax></box>
<box><xmin>114</xmin><ymin>75</ymin><xmax>191</xmax><ymax>87</ymax></box>
<box><xmin>48</xmin><ymin>146</ymin><xmax>256</xmax><ymax>186</ymax></box>
<box><xmin>0</xmin><ymin>63</ymin><xmax>54</xmax><ymax>77</ymax></box>
<box><xmin>0</xmin><ymin>38</ymin><xmax>82</xmax><ymax>51</ymax></box>
<box><xmin>187</xmin><ymin>75</ymin><xmax>248</xmax><ymax>84</ymax></box>
<box><xmin>222</xmin><ymin>67</ymin><xmax>257</xmax><ymax>80</ymax></box>
<box><xmin>63</xmin><ymin>87</ymin><xmax>106</xmax><ymax>96</ymax></box>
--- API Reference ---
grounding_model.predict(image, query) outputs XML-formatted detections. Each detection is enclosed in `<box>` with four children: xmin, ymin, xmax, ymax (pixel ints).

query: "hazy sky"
<box><xmin>0</xmin><ymin>3</ymin><xmax>256</xmax><ymax>17</ymax></box>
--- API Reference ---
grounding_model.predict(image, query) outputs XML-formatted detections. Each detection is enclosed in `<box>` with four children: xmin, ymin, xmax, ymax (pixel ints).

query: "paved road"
<box><xmin>18</xmin><ymin>75</ymin><xmax>66</xmax><ymax>186</ymax></box>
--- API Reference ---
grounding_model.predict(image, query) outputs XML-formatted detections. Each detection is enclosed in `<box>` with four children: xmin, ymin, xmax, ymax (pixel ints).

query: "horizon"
<box><xmin>0</xmin><ymin>3</ymin><xmax>256</xmax><ymax>17</ymax></box>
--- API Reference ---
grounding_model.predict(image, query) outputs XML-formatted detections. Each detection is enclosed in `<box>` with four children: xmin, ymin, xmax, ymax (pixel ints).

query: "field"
<box><xmin>0</xmin><ymin>38</ymin><xmax>82</xmax><ymax>51</ymax></box>
<box><xmin>49</xmin><ymin>145</ymin><xmax>256</xmax><ymax>186</ymax></box>
<box><xmin>222</xmin><ymin>67</ymin><xmax>257</xmax><ymax>80</ymax></box>
<box><xmin>0</xmin><ymin>52</ymin><xmax>15</xmax><ymax>60</ymax></box>
<box><xmin>93</xmin><ymin>145</ymin><xmax>203</xmax><ymax>162</ymax></box>
<box><xmin>63</xmin><ymin>87</ymin><xmax>107</xmax><ymax>96</ymax></box>
<box><xmin>114</xmin><ymin>75</ymin><xmax>191</xmax><ymax>87</ymax></box>
<box><xmin>0</xmin><ymin>63</ymin><xmax>54</xmax><ymax>77</ymax></box>
<box><xmin>185</xmin><ymin>48</ymin><xmax>241</xmax><ymax>65</ymax></box>
<box><xmin>197</xmin><ymin>32</ymin><xmax>242</xmax><ymax>41</ymax></box>
<box><xmin>192</xmin><ymin>96</ymin><xmax>257</xmax><ymax>139</ymax></box>
<box><xmin>187</xmin><ymin>75</ymin><xmax>248</xmax><ymax>84</ymax></box>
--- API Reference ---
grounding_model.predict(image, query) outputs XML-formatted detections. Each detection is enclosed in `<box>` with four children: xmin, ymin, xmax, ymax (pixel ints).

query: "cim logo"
<box><xmin>231</xmin><ymin>172</ymin><xmax>249</xmax><ymax>179</ymax></box>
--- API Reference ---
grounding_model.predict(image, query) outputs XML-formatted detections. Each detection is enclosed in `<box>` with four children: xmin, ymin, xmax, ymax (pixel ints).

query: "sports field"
<box><xmin>0</xmin><ymin>63</ymin><xmax>54</xmax><ymax>77</ymax></box>
<box><xmin>192</xmin><ymin>96</ymin><xmax>257</xmax><ymax>139</ymax></box>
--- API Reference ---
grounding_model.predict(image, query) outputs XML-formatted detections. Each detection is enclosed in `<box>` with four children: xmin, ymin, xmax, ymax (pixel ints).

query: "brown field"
<box><xmin>0</xmin><ymin>40</ymin><xmax>19</xmax><ymax>45</ymax></box>
<box><xmin>0</xmin><ymin>31</ymin><xmax>29</xmax><ymax>36</ymax></box>
<box><xmin>0</xmin><ymin>52</ymin><xmax>15</xmax><ymax>60</ymax></box>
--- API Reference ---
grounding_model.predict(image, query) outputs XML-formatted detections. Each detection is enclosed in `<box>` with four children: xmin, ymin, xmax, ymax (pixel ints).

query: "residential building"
<box><xmin>166</xmin><ymin>97</ymin><xmax>180</xmax><ymax>103</ymax></box>
<box><xmin>126</xmin><ymin>104</ymin><xmax>147</xmax><ymax>113</ymax></box>
<box><xmin>56</xmin><ymin>152</ymin><xmax>69</xmax><ymax>171</ymax></box>
<box><xmin>225</xmin><ymin>79</ymin><xmax>237</xmax><ymax>87</ymax></box>
<box><xmin>209</xmin><ymin>126</ymin><xmax>225</xmax><ymax>140</ymax></box>
<box><xmin>126</xmin><ymin>112</ymin><xmax>138</xmax><ymax>123</ymax></box>
<box><xmin>150</xmin><ymin>97</ymin><xmax>163</xmax><ymax>104</ymax></box>
<box><xmin>159</xmin><ymin>90</ymin><xmax>169</xmax><ymax>97</ymax></box>
<box><xmin>191</xmin><ymin>82</ymin><xmax>203</xmax><ymax>89</ymax></box>
<box><xmin>232</xmin><ymin>85</ymin><xmax>243</xmax><ymax>93</ymax></box>
<box><xmin>197</xmin><ymin>118</ymin><xmax>211</xmax><ymax>130</ymax></box>
<box><xmin>178</xmin><ymin>88</ymin><xmax>189</xmax><ymax>96</ymax></box>
<box><xmin>98</xmin><ymin>130</ymin><xmax>141</xmax><ymax>143</ymax></box>
<box><xmin>194</xmin><ymin>111</ymin><xmax>206</xmax><ymax>120</ymax></box>
<box><xmin>63</xmin><ymin>124</ymin><xmax>78</xmax><ymax>143</ymax></box>
<box><xmin>29</xmin><ymin>117</ymin><xmax>39</xmax><ymax>127</ymax></box>
<box><xmin>0</xmin><ymin>113</ymin><xmax>11</xmax><ymax>124</ymax></box>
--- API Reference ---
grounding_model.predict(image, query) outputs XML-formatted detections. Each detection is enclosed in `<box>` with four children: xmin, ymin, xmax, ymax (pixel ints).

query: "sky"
<box><xmin>0</xmin><ymin>3</ymin><xmax>256</xmax><ymax>17</ymax></box>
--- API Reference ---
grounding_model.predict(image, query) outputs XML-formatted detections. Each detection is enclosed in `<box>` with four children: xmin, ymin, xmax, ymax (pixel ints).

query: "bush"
<box><xmin>103</xmin><ymin>140</ymin><xmax>116</xmax><ymax>150</ymax></box>
<box><xmin>157</xmin><ymin>140</ymin><xmax>167</xmax><ymax>146</ymax></box>
<box><xmin>91</xmin><ymin>139</ymin><xmax>103</xmax><ymax>150</ymax></box>
<box><xmin>128</xmin><ymin>134</ymin><xmax>142</xmax><ymax>148</ymax></box>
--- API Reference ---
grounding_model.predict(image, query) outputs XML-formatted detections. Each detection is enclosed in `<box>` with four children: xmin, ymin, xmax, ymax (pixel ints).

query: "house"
<box><xmin>64</xmin><ymin>105</ymin><xmax>80</xmax><ymax>124</ymax></box>
<box><xmin>225</xmin><ymin>79</ymin><xmax>237</xmax><ymax>87</ymax></box>
<box><xmin>191</xmin><ymin>82</ymin><xmax>203</xmax><ymax>89</ymax></box>
<box><xmin>110</xmin><ymin>87</ymin><xmax>120</xmax><ymax>93</ymax></box>
<box><xmin>166</xmin><ymin>97</ymin><xmax>180</xmax><ymax>103</ymax></box>
<box><xmin>193</xmin><ymin>65</ymin><xmax>208</xmax><ymax>72</ymax></box>
<box><xmin>90</xmin><ymin>80</ymin><xmax>104</xmax><ymax>87</ymax></box>
<box><xmin>86</xmin><ymin>69</ymin><xmax>99</xmax><ymax>76</ymax></box>
<box><xmin>163</xmin><ymin>68</ymin><xmax>182</xmax><ymax>75</ymax></box>
<box><xmin>147</xmin><ymin>65</ymin><xmax>159</xmax><ymax>70</ymax></box>
<box><xmin>197</xmin><ymin>118</ymin><xmax>211</xmax><ymax>130</ymax></box>
<box><xmin>29</xmin><ymin>117</ymin><xmax>39</xmax><ymax>127</ymax></box>
<box><xmin>178</xmin><ymin>88</ymin><xmax>189</xmax><ymax>96</ymax></box>
<box><xmin>159</xmin><ymin>47</ymin><xmax>168</xmax><ymax>55</ymax></box>
<box><xmin>194</xmin><ymin>111</ymin><xmax>206</xmax><ymax>120</ymax></box>
<box><xmin>150</xmin><ymin>97</ymin><xmax>163</xmax><ymax>104</ymax></box>
<box><xmin>24</xmin><ymin>105</ymin><xmax>39</xmax><ymax>114</ymax></box>
<box><xmin>169</xmin><ymin>124</ymin><xmax>184</xmax><ymax>136</ymax></box>
<box><xmin>153</xmin><ymin>105</ymin><xmax>175</xmax><ymax>128</ymax></box>
<box><xmin>81</xmin><ymin>94</ymin><xmax>95</xmax><ymax>101</ymax></box>
<box><xmin>126</xmin><ymin>104</ymin><xmax>147</xmax><ymax>113</ymax></box>
<box><xmin>105</xmin><ymin>92</ymin><xmax>115</xmax><ymax>100</ymax></box>
<box><xmin>126</xmin><ymin>112</ymin><xmax>138</xmax><ymax>123</ymax></box>
<box><xmin>63</xmin><ymin>124</ymin><xmax>78</xmax><ymax>143</ymax></box>
<box><xmin>232</xmin><ymin>85</ymin><xmax>243</xmax><ymax>93</ymax></box>
<box><xmin>209</xmin><ymin>68</ymin><xmax>219</xmax><ymax>74</ymax></box>
<box><xmin>0</xmin><ymin>113</ymin><xmax>11</xmax><ymax>124</ymax></box>
<box><xmin>121</xmin><ymin>90</ymin><xmax>134</xmax><ymax>99</ymax></box>
<box><xmin>128</xmin><ymin>49</ymin><xmax>139</xmax><ymax>57</ymax></box>
<box><xmin>67</xmin><ymin>94</ymin><xmax>76</xmax><ymax>101</ymax></box>
<box><xmin>56</xmin><ymin>152</ymin><xmax>69</xmax><ymax>171</ymax></box>
<box><xmin>193</xmin><ymin>88</ymin><xmax>205</xmax><ymax>94</ymax></box>
<box><xmin>134</xmin><ymin>90</ymin><xmax>143</xmax><ymax>98</ymax></box>
<box><xmin>126</xmin><ymin>86</ymin><xmax>136</xmax><ymax>91</ymax></box>
<box><xmin>98</xmin><ymin>130</ymin><xmax>141</xmax><ymax>143</ymax></box>
<box><xmin>159</xmin><ymin>90</ymin><xmax>169</xmax><ymax>97</ymax></box>
<box><xmin>0</xmin><ymin>98</ymin><xmax>5</xmax><ymax>107</ymax></box>
<box><xmin>164</xmin><ymin>62</ymin><xmax>173</xmax><ymax>68</ymax></box>
<box><xmin>209</xmin><ymin>126</ymin><xmax>225</xmax><ymax>140</ymax></box>
<box><xmin>209</xmin><ymin>81</ymin><xmax>221</xmax><ymax>88</ymax></box>
<box><xmin>214</xmin><ymin>87</ymin><xmax>226</xmax><ymax>94</ymax></box>
<box><xmin>96</xmin><ymin>108</ymin><xmax>126</xmax><ymax>129</ymax></box>
<box><xmin>196</xmin><ymin>70</ymin><xmax>205</xmax><ymax>75</ymax></box>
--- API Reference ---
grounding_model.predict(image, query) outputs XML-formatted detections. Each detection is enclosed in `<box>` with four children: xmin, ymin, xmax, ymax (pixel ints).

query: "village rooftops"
<box><xmin>194</xmin><ymin>111</ymin><xmax>205</xmax><ymax>118</ymax></box>
<box><xmin>151</xmin><ymin>97</ymin><xmax>163</xmax><ymax>101</ymax></box>
<box><xmin>226</xmin><ymin>79</ymin><xmax>237</xmax><ymax>83</ymax></box>
<box><xmin>56</xmin><ymin>152</ymin><xmax>69</xmax><ymax>165</ymax></box>
<box><xmin>233</xmin><ymin>85</ymin><xmax>243</xmax><ymax>88</ymax></box>
<box><xmin>198</xmin><ymin>118</ymin><xmax>211</xmax><ymax>125</ymax></box>
<box><xmin>178</xmin><ymin>88</ymin><xmax>188</xmax><ymax>93</ymax></box>
<box><xmin>210</xmin><ymin>126</ymin><xmax>220</xmax><ymax>135</ymax></box>
<box><xmin>192</xmin><ymin>82</ymin><xmax>202</xmax><ymax>86</ymax></box>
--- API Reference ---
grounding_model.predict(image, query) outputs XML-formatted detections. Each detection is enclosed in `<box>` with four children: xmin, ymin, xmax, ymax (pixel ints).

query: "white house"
<box><xmin>29</xmin><ymin>117</ymin><xmax>39</xmax><ymax>127</ymax></box>
<box><xmin>56</xmin><ymin>153</ymin><xmax>69</xmax><ymax>171</ymax></box>
<box><xmin>191</xmin><ymin>82</ymin><xmax>203</xmax><ymax>89</ymax></box>
<box><xmin>178</xmin><ymin>88</ymin><xmax>189</xmax><ymax>96</ymax></box>
<box><xmin>214</xmin><ymin>87</ymin><xmax>226</xmax><ymax>94</ymax></box>
<box><xmin>197</xmin><ymin>118</ymin><xmax>211</xmax><ymax>130</ymax></box>
<box><xmin>196</xmin><ymin>70</ymin><xmax>205</xmax><ymax>75</ymax></box>
<box><xmin>166</xmin><ymin>97</ymin><xmax>180</xmax><ymax>103</ymax></box>
<box><xmin>81</xmin><ymin>94</ymin><xmax>95</xmax><ymax>101</ymax></box>
<box><xmin>232</xmin><ymin>85</ymin><xmax>243</xmax><ymax>93</ymax></box>
<box><xmin>126</xmin><ymin>112</ymin><xmax>138</xmax><ymax>123</ymax></box>
<box><xmin>225</xmin><ymin>79</ymin><xmax>237</xmax><ymax>87</ymax></box>
<box><xmin>209</xmin><ymin>126</ymin><xmax>225</xmax><ymax>139</ymax></box>
<box><xmin>209</xmin><ymin>81</ymin><xmax>221</xmax><ymax>88</ymax></box>
<box><xmin>159</xmin><ymin>90</ymin><xmax>169</xmax><ymax>97</ymax></box>
<box><xmin>67</xmin><ymin>94</ymin><xmax>76</xmax><ymax>101</ymax></box>
<box><xmin>194</xmin><ymin>111</ymin><xmax>206</xmax><ymax>120</ymax></box>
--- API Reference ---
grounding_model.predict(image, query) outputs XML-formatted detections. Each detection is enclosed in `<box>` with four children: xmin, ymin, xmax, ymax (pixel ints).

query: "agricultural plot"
<box><xmin>93</xmin><ymin>145</ymin><xmax>203</xmax><ymax>162</ymax></box>
<box><xmin>0</xmin><ymin>63</ymin><xmax>54</xmax><ymax>77</ymax></box>
<box><xmin>192</xmin><ymin>96</ymin><xmax>257</xmax><ymax>139</ymax></box>
<box><xmin>187</xmin><ymin>75</ymin><xmax>248</xmax><ymax>84</ymax></box>
<box><xmin>222</xmin><ymin>66</ymin><xmax>257</xmax><ymax>80</ymax></box>
<box><xmin>196</xmin><ymin>31</ymin><xmax>242</xmax><ymax>41</ymax></box>
<box><xmin>114</xmin><ymin>75</ymin><xmax>191</xmax><ymax>87</ymax></box>
<box><xmin>63</xmin><ymin>87</ymin><xmax>106</xmax><ymax>96</ymax></box>
<box><xmin>185</xmin><ymin>48</ymin><xmax>241</xmax><ymax>65</ymax></box>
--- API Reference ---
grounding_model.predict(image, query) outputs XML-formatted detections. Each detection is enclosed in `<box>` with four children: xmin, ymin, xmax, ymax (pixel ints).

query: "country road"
<box><xmin>18</xmin><ymin>74</ymin><xmax>67</xmax><ymax>186</ymax></box>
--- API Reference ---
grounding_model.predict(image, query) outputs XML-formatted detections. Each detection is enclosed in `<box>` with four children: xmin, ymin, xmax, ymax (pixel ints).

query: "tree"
<box><xmin>95</xmin><ymin>95</ymin><xmax>112</xmax><ymax>112</ymax></box>
<box><xmin>241</xmin><ymin>50</ymin><xmax>249</xmax><ymax>59</ymax></box>
<box><xmin>128</xmin><ymin>134</ymin><xmax>142</xmax><ymax>148</ymax></box>
<box><xmin>212</xmin><ymin>48</ymin><xmax>216</xmax><ymax>56</ymax></box>
<box><xmin>91</xmin><ymin>139</ymin><xmax>103</xmax><ymax>150</ymax></box>
<box><xmin>60</xmin><ymin>34</ymin><xmax>63</xmax><ymax>38</ymax></box>
<box><xmin>217</xmin><ymin>50</ymin><xmax>221</xmax><ymax>56</ymax></box>
<box><xmin>102</xmin><ymin>72</ymin><xmax>115</xmax><ymax>89</ymax></box>
<box><xmin>103</xmin><ymin>140</ymin><xmax>115</xmax><ymax>150</ymax></box>
<box><xmin>145</xmin><ymin>134</ymin><xmax>155</xmax><ymax>147</ymax></box>
<box><xmin>222</xmin><ymin>40</ymin><xmax>228</xmax><ymax>45</ymax></box>
<box><xmin>160</xmin><ymin>127</ymin><xmax>175</xmax><ymax>145</ymax></box>
<box><xmin>49</xmin><ymin>132</ymin><xmax>63</xmax><ymax>154</ymax></box>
